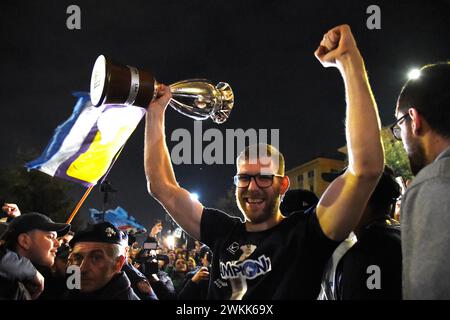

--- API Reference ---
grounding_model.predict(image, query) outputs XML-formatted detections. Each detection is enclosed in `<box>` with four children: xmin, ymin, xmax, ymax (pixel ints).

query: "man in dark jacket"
<box><xmin>0</xmin><ymin>212</ymin><xmax>70</xmax><ymax>299</ymax></box>
<box><xmin>178</xmin><ymin>246</ymin><xmax>212</xmax><ymax>300</ymax></box>
<box><xmin>0</xmin><ymin>246</ymin><xmax>45</xmax><ymax>299</ymax></box>
<box><xmin>120</xmin><ymin>230</ymin><xmax>158</xmax><ymax>300</ymax></box>
<box><xmin>318</xmin><ymin>166</ymin><xmax>402</xmax><ymax>300</ymax></box>
<box><xmin>65</xmin><ymin>222</ymin><xmax>139</xmax><ymax>300</ymax></box>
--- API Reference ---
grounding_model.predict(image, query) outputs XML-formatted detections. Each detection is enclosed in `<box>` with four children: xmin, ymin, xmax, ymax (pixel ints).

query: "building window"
<box><xmin>297</xmin><ymin>174</ymin><xmax>304</xmax><ymax>188</ymax></box>
<box><xmin>308</xmin><ymin>170</ymin><xmax>315</xmax><ymax>192</ymax></box>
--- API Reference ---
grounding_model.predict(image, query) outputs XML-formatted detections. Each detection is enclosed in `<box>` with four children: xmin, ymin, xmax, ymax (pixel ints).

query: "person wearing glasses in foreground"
<box><xmin>390</xmin><ymin>62</ymin><xmax>450</xmax><ymax>299</ymax></box>
<box><xmin>144</xmin><ymin>24</ymin><xmax>384</xmax><ymax>299</ymax></box>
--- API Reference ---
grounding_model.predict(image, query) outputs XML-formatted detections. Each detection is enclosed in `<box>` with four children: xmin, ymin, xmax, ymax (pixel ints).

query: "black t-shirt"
<box><xmin>200</xmin><ymin>207</ymin><xmax>340</xmax><ymax>300</ymax></box>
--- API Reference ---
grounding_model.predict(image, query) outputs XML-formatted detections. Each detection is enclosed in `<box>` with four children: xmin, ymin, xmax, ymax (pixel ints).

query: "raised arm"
<box><xmin>314</xmin><ymin>25</ymin><xmax>384</xmax><ymax>241</ymax></box>
<box><xmin>144</xmin><ymin>85</ymin><xmax>203</xmax><ymax>240</ymax></box>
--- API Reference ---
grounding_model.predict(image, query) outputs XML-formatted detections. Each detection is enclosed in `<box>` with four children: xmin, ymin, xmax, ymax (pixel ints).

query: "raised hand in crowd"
<box><xmin>2</xmin><ymin>203</ymin><xmax>21</xmax><ymax>218</ymax></box>
<box><xmin>191</xmin><ymin>266</ymin><xmax>209</xmax><ymax>284</ymax></box>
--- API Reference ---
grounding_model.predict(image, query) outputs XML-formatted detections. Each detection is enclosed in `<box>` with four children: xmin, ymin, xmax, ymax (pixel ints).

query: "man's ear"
<box><xmin>280</xmin><ymin>176</ymin><xmax>290</xmax><ymax>196</ymax></box>
<box><xmin>408</xmin><ymin>108</ymin><xmax>422</xmax><ymax>135</ymax></box>
<box><xmin>116</xmin><ymin>255</ymin><xmax>126</xmax><ymax>272</ymax></box>
<box><xmin>17</xmin><ymin>233</ymin><xmax>32</xmax><ymax>250</ymax></box>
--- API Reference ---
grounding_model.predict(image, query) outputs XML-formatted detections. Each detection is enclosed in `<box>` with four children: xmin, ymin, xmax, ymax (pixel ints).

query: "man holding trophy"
<box><xmin>141</xmin><ymin>24</ymin><xmax>384</xmax><ymax>299</ymax></box>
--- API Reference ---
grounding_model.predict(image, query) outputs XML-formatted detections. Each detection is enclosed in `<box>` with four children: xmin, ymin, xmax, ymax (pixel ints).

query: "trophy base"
<box><xmin>90</xmin><ymin>55</ymin><xmax>156</xmax><ymax>108</ymax></box>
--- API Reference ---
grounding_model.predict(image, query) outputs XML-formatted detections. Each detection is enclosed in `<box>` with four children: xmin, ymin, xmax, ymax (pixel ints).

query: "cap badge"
<box><xmin>105</xmin><ymin>227</ymin><xmax>116</xmax><ymax>238</ymax></box>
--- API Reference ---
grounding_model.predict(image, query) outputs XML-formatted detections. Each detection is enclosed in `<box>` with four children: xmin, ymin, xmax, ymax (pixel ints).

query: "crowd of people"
<box><xmin>1</xmin><ymin>24</ymin><xmax>449</xmax><ymax>300</ymax></box>
<box><xmin>0</xmin><ymin>214</ymin><xmax>212</xmax><ymax>300</ymax></box>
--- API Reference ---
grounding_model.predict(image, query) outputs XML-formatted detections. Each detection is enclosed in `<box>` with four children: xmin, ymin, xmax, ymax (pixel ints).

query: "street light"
<box><xmin>190</xmin><ymin>192</ymin><xmax>199</xmax><ymax>201</ymax></box>
<box><xmin>408</xmin><ymin>68</ymin><xmax>421</xmax><ymax>80</ymax></box>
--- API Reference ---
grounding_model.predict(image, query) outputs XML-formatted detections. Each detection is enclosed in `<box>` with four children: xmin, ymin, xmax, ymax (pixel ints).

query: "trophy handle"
<box><xmin>211</xmin><ymin>82</ymin><xmax>234</xmax><ymax>124</ymax></box>
<box><xmin>168</xmin><ymin>79</ymin><xmax>234</xmax><ymax>123</ymax></box>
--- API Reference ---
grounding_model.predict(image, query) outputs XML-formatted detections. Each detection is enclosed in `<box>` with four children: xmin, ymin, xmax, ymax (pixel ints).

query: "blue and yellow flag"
<box><xmin>26</xmin><ymin>92</ymin><xmax>145</xmax><ymax>186</ymax></box>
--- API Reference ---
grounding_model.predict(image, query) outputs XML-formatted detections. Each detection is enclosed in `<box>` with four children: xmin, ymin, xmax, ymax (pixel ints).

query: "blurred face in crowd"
<box><xmin>201</xmin><ymin>252</ymin><xmax>210</xmax><ymax>268</ymax></box>
<box><xmin>187</xmin><ymin>257</ymin><xmax>196</xmax><ymax>271</ymax></box>
<box><xmin>194</xmin><ymin>241</ymin><xmax>201</xmax><ymax>252</ymax></box>
<box><xmin>158</xmin><ymin>258</ymin><xmax>166</xmax><ymax>269</ymax></box>
<box><xmin>59</xmin><ymin>233</ymin><xmax>74</xmax><ymax>245</ymax></box>
<box><xmin>176</xmin><ymin>249</ymin><xmax>186</xmax><ymax>260</ymax></box>
<box><xmin>151</xmin><ymin>222</ymin><xmax>163</xmax><ymax>236</ymax></box>
<box><xmin>69</xmin><ymin>242</ymin><xmax>125</xmax><ymax>293</ymax></box>
<box><xmin>168</xmin><ymin>250</ymin><xmax>176</xmax><ymax>264</ymax></box>
<box><xmin>175</xmin><ymin>258</ymin><xmax>187</xmax><ymax>273</ymax></box>
<box><xmin>17</xmin><ymin>230</ymin><xmax>59</xmax><ymax>268</ymax></box>
<box><xmin>130</xmin><ymin>243</ymin><xmax>140</xmax><ymax>260</ymax></box>
<box><xmin>236</xmin><ymin>156</ymin><xmax>289</xmax><ymax>224</ymax></box>
<box><xmin>54</xmin><ymin>256</ymin><xmax>68</xmax><ymax>277</ymax></box>
<box><xmin>394</xmin><ymin>198</ymin><xmax>402</xmax><ymax>222</ymax></box>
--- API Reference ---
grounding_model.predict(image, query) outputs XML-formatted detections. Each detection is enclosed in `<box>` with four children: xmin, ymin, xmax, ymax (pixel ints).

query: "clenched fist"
<box><xmin>314</xmin><ymin>24</ymin><xmax>363</xmax><ymax>70</ymax></box>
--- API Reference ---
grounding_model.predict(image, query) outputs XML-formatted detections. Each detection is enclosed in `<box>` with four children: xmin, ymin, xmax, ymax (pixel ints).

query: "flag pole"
<box><xmin>66</xmin><ymin>185</ymin><xmax>94</xmax><ymax>224</ymax></box>
<box><xmin>65</xmin><ymin>144</ymin><xmax>126</xmax><ymax>224</ymax></box>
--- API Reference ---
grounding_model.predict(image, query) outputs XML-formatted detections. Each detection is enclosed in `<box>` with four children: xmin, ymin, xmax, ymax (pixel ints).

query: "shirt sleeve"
<box><xmin>303</xmin><ymin>207</ymin><xmax>342</xmax><ymax>259</ymax></box>
<box><xmin>200</xmin><ymin>207</ymin><xmax>242</xmax><ymax>249</ymax></box>
<box><xmin>0</xmin><ymin>248</ymin><xmax>37</xmax><ymax>282</ymax></box>
<box><xmin>122</xmin><ymin>261</ymin><xmax>147</xmax><ymax>284</ymax></box>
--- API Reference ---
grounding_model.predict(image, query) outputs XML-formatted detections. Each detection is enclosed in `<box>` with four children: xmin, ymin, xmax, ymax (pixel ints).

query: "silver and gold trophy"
<box><xmin>90</xmin><ymin>55</ymin><xmax>234</xmax><ymax>124</ymax></box>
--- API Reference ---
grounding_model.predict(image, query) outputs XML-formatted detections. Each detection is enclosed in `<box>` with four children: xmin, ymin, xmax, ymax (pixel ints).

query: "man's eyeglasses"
<box><xmin>390</xmin><ymin>114</ymin><xmax>410</xmax><ymax>141</ymax></box>
<box><xmin>233</xmin><ymin>174</ymin><xmax>284</xmax><ymax>188</ymax></box>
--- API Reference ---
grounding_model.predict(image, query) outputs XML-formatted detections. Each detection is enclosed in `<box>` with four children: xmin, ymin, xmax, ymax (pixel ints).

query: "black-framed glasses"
<box><xmin>233</xmin><ymin>173</ymin><xmax>284</xmax><ymax>188</ymax></box>
<box><xmin>390</xmin><ymin>113</ymin><xmax>410</xmax><ymax>141</ymax></box>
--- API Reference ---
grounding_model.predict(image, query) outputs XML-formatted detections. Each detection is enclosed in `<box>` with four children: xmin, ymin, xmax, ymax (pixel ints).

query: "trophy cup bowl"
<box><xmin>90</xmin><ymin>55</ymin><xmax>234</xmax><ymax>124</ymax></box>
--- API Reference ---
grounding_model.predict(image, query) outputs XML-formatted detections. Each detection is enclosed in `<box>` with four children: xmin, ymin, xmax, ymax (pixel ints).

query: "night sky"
<box><xmin>1</xmin><ymin>0</ymin><xmax>449</xmax><ymax>233</ymax></box>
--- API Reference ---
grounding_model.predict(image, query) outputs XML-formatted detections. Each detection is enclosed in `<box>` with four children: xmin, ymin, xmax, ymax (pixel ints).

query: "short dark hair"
<box><xmin>321</xmin><ymin>166</ymin><xmax>401</xmax><ymax>218</ymax></box>
<box><xmin>397</xmin><ymin>62</ymin><xmax>450</xmax><ymax>138</ymax></box>
<box><xmin>280</xmin><ymin>189</ymin><xmax>319</xmax><ymax>216</ymax></box>
<box><xmin>367</xmin><ymin>166</ymin><xmax>401</xmax><ymax>217</ymax></box>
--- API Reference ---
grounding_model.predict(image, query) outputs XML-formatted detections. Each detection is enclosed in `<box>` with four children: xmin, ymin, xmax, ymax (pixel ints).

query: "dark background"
<box><xmin>1</xmin><ymin>0</ymin><xmax>448</xmax><ymax>233</ymax></box>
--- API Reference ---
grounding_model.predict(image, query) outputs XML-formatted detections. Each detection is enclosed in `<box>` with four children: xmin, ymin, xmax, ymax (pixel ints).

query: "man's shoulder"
<box><xmin>276</xmin><ymin>208</ymin><xmax>334</xmax><ymax>246</ymax></box>
<box><xmin>200</xmin><ymin>208</ymin><xmax>243</xmax><ymax>243</ymax></box>
<box><xmin>105</xmin><ymin>272</ymin><xmax>140</xmax><ymax>300</ymax></box>
<box><xmin>357</xmin><ymin>223</ymin><xmax>401</xmax><ymax>250</ymax></box>
<box><xmin>403</xmin><ymin>155</ymin><xmax>450</xmax><ymax>210</ymax></box>
<box><xmin>408</xmin><ymin>154</ymin><xmax>450</xmax><ymax>190</ymax></box>
<box><xmin>285</xmin><ymin>208</ymin><xmax>316</xmax><ymax>219</ymax></box>
<box><xmin>202</xmin><ymin>207</ymin><xmax>244</xmax><ymax>224</ymax></box>
<box><xmin>282</xmin><ymin>208</ymin><xmax>318</xmax><ymax>227</ymax></box>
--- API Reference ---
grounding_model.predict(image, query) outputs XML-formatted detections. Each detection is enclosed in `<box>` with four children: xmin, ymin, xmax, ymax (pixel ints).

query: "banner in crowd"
<box><xmin>89</xmin><ymin>206</ymin><xmax>147</xmax><ymax>234</ymax></box>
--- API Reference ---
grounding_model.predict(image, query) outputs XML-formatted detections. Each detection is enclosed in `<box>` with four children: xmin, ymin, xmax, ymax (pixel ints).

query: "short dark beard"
<box><xmin>407</xmin><ymin>138</ymin><xmax>427</xmax><ymax>175</ymax></box>
<box><xmin>237</xmin><ymin>193</ymin><xmax>281</xmax><ymax>224</ymax></box>
<box><xmin>250</xmin><ymin>196</ymin><xmax>280</xmax><ymax>224</ymax></box>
